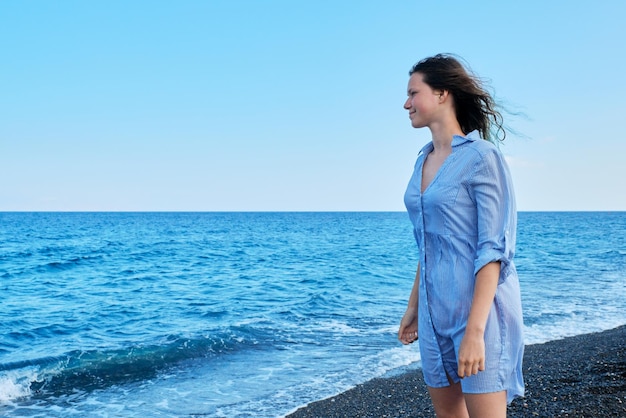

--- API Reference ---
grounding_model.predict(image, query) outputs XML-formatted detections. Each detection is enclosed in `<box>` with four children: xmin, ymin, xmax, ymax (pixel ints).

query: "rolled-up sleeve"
<box><xmin>471</xmin><ymin>148</ymin><xmax>516</xmax><ymax>282</ymax></box>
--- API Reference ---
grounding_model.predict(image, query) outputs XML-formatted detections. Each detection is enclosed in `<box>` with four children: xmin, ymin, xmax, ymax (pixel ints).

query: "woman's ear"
<box><xmin>436</xmin><ymin>90</ymin><xmax>449</xmax><ymax>103</ymax></box>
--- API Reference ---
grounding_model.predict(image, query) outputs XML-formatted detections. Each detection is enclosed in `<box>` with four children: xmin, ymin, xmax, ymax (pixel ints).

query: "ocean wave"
<box><xmin>43</xmin><ymin>254</ymin><xmax>105</xmax><ymax>271</ymax></box>
<box><xmin>0</xmin><ymin>330</ymin><xmax>257</xmax><ymax>403</ymax></box>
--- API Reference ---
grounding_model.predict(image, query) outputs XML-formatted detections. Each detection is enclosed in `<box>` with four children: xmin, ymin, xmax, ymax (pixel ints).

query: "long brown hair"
<box><xmin>409</xmin><ymin>54</ymin><xmax>505</xmax><ymax>142</ymax></box>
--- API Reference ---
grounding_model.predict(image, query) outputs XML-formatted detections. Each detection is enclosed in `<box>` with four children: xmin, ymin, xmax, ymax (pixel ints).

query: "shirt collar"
<box><xmin>452</xmin><ymin>130</ymin><xmax>480</xmax><ymax>146</ymax></box>
<box><xmin>418</xmin><ymin>130</ymin><xmax>480</xmax><ymax>157</ymax></box>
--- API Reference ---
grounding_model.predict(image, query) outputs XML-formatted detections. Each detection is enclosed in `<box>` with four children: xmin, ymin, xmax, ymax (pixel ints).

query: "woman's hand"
<box><xmin>457</xmin><ymin>330</ymin><xmax>485</xmax><ymax>378</ymax></box>
<box><xmin>398</xmin><ymin>307</ymin><xmax>418</xmax><ymax>345</ymax></box>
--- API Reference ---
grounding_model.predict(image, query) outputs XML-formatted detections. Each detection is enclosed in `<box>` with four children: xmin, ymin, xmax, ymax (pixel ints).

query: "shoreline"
<box><xmin>287</xmin><ymin>325</ymin><xmax>626</xmax><ymax>417</ymax></box>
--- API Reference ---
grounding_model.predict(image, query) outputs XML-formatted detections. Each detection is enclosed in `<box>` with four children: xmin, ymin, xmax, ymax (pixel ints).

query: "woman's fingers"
<box><xmin>458</xmin><ymin>335</ymin><xmax>485</xmax><ymax>377</ymax></box>
<box><xmin>458</xmin><ymin>358</ymin><xmax>485</xmax><ymax>378</ymax></box>
<box><xmin>398</xmin><ymin>330</ymin><xmax>418</xmax><ymax>345</ymax></box>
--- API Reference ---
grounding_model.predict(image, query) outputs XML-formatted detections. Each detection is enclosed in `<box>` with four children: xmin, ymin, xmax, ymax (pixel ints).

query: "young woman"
<box><xmin>398</xmin><ymin>54</ymin><xmax>524</xmax><ymax>417</ymax></box>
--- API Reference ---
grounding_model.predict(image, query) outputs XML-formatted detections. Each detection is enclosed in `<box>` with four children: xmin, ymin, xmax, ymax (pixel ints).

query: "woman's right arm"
<box><xmin>398</xmin><ymin>263</ymin><xmax>420</xmax><ymax>345</ymax></box>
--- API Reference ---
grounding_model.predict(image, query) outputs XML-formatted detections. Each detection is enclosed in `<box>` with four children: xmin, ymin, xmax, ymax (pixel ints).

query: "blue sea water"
<box><xmin>0</xmin><ymin>212</ymin><xmax>625</xmax><ymax>417</ymax></box>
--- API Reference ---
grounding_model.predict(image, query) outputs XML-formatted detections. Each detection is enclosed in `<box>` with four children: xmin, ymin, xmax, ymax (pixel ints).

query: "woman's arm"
<box><xmin>457</xmin><ymin>261</ymin><xmax>500</xmax><ymax>377</ymax></box>
<box><xmin>458</xmin><ymin>146</ymin><xmax>516</xmax><ymax>377</ymax></box>
<box><xmin>398</xmin><ymin>263</ymin><xmax>420</xmax><ymax>345</ymax></box>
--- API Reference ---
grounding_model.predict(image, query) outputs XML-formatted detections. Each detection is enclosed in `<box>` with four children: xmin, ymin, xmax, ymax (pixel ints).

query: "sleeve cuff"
<box><xmin>474</xmin><ymin>249</ymin><xmax>509</xmax><ymax>283</ymax></box>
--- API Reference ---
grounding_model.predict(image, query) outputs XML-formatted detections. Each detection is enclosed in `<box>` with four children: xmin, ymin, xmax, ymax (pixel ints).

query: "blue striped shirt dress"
<box><xmin>404</xmin><ymin>130</ymin><xmax>525</xmax><ymax>403</ymax></box>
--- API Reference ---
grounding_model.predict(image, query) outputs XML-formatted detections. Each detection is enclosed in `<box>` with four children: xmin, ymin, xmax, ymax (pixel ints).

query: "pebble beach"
<box><xmin>287</xmin><ymin>325</ymin><xmax>626</xmax><ymax>417</ymax></box>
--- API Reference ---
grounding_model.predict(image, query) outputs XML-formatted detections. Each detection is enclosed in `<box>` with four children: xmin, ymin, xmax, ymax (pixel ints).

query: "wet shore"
<box><xmin>287</xmin><ymin>325</ymin><xmax>626</xmax><ymax>417</ymax></box>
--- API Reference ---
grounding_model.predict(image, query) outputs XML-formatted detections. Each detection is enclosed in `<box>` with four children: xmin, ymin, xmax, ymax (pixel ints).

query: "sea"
<box><xmin>1</xmin><ymin>212</ymin><xmax>625</xmax><ymax>417</ymax></box>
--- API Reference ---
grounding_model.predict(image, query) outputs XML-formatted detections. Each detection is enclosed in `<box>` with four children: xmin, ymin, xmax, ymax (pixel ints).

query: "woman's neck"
<box><xmin>429</xmin><ymin>120</ymin><xmax>464</xmax><ymax>152</ymax></box>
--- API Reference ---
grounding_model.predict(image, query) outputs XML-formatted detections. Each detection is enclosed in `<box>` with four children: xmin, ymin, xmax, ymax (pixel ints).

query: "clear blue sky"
<box><xmin>2</xmin><ymin>1</ymin><xmax>625</xmax><ymax>211</ymax></box>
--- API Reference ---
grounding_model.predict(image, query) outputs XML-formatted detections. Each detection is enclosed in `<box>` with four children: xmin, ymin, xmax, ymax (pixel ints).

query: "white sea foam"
<box><xmin>358</xmin><ymin>345</ymin><xmax>421</xmax><ymax>378</ymax></box>
<box><xmin>312</xmin><ymin>319</ymin><xmax>361</xmax><ymax>334</ymax></box>
<box><xmin>0</xmin><ymin>369</ymin><xmax>36</xmax><ymax>404</ymax></box>
<box><xmin>524</xmin><ymin>318</ymin><xmax>626</xmax><ymax>345</ymax></box>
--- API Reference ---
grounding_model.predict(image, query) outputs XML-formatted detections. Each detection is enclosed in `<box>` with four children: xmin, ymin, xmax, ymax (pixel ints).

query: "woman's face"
<box><xmin>404</xmin><ymin>72</ymin><xmax>441</xmax><ymax>129</ymax></box>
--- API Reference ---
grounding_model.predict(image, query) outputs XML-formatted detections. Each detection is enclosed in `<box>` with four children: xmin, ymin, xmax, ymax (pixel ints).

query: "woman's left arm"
<box><xmin>457</xmin><ymin>261</ymin><xmax>500</xmax><ymax>378</ymax></box>
<box><xmin>458</xmin><ymin>147</ymin><xmax>516</xmax><ymax>379</ymax></box>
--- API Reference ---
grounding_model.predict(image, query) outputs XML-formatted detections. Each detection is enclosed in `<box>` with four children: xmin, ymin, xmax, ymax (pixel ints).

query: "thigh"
<box><xmin>464</xmin><ymin>391</ymin><xmax>506</xmax><ymax>418</ymax></box>
<box><xmin>427</xmin><ymin>376</ymin><xmax>469</xmax><ymax>418</ymax></box>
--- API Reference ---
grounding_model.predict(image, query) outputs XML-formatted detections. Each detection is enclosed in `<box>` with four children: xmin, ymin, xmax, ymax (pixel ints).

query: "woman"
<box><xmin>398</xmin><ymin>54</ymin><xmax>524</xmax><ymax>417</ymax></box>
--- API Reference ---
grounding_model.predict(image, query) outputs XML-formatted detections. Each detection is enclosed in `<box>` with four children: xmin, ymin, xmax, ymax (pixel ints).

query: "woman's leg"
<box><xmin>464</xmin><ymin>390</ymin><xmax>507</xmax><ymax>418</ymax></box>
<box><xmin>427</xmin><ymin>378</ymin><xmax>469</xmax><ymax>418</ymax></box>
